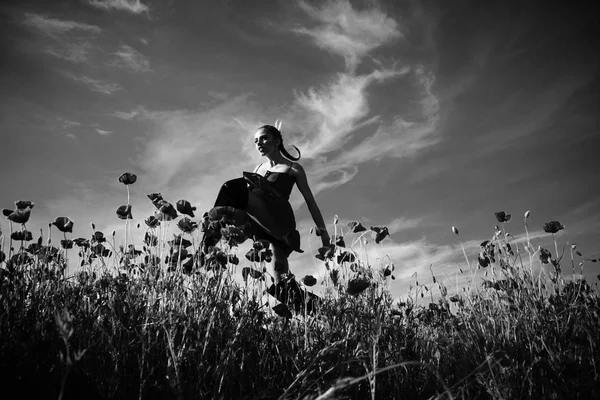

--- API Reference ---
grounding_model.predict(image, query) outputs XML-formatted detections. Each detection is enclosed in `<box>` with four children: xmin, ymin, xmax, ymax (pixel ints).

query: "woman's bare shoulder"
<box><xmin>289</xmin><ymin>161</ymin><xmax>306</xmax><ymax>175</ymax></box>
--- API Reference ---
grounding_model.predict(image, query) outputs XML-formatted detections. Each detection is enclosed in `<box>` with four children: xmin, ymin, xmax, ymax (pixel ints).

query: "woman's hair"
<box><xmin>258</xmin><ymin>125</ymin><xmax>301</xmax><ymax>161</ymax></box>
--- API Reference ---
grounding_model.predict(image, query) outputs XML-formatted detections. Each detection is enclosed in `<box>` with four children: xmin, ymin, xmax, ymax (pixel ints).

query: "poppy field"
<box><xmin>1</xmin><ymin>173</ymin><xmax>599</xmax><ymax>399</ymax></box>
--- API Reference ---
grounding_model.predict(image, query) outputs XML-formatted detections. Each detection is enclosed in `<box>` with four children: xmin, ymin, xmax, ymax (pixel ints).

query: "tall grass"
<box><xmin>1</xmin><ymin>185</ymin><xmax>599</xmax><ymax>399</ymax></box>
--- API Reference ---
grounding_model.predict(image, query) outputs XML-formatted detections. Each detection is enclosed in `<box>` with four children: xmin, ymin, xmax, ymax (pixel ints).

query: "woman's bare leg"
<box><xmin>271</xmin><ymin>243</ymin><xmax>290</xmax><ymax>284</ymax></box>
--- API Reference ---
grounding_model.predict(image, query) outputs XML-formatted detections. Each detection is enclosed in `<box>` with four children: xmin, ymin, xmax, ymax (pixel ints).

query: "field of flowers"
<box><xmin>1</xmin><ymin>173</ymin><xmax>599</xmax><ymax>399</ymax></box>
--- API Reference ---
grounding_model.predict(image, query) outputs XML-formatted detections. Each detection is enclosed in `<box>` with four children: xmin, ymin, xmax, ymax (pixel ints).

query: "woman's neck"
<box><xmin>265</xmin><ymin>153</ymin><xmax>286</xmax><ymax>166</ymax></box>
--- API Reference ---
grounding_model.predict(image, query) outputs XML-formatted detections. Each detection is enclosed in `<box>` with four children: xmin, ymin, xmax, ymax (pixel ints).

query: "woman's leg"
<box><xmin>271</xmin><ymin>243</ymin><xmax>290</xmax><ymax>284</ymax></box>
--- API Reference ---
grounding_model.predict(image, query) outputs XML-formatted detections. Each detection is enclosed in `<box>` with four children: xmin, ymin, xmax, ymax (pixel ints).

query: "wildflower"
<box><xmin>347</xmin><ymin>221</ymin><xmax>367</xmax><ymax>233</ymax></box>
<box><xmin>116</xmin><ymin>205</ymin><xmax>133</xmax><ymax>220</ymax></box>
<box><xmin>272</xmin><ymin>303</ymin><xmax>292</xmax><ymax>319</ymax></box>
<box><xmin>144</xmin><ymin>215</ymin><xmax>160</xmax><ymax>228</ymax></box>
<box><xmin>245</xmin><ymin>247</ymin><xmax>273</xmax><ymax>263</ymax></box>
<box><xmin>73</xmin><ymin>238</ymin><xmax>90</xmax><ymax>248</ymax></box>
<box><xmin>0</xmin><ymin>251</ymin><xmax>5</xmax><ymax>263</ymax></box>
<box><xmin>147</xmin><ymin>192</ymin><xmax>163</xmax><ymax>205</ymax></box>
<box><xmin>144</xmin><ymin>232</ymin><xmax>158</xmax><ymax>246</ymax></box>
<box><xmin>118</xmin><ymin>172</ymin><xmax>137</xmax><ymax>185</ymax></box>
<box><xmin>177</xmin><ymin>217</ymin><xmax>198</xmax><ymax>234</ymax></box>
<box><xmin>91</xmin><ymin>232</ymin><xmax>106</xmax><ymax>243</ymax></box>
<box><xmin>543</xmin><ymin>221</ymin><xmax>564</xmax><ymax>234</ymax></box>
<box><xmin>539</xmin><ymin>247</ymin><xmax>552</xmax><ymax>264</ymax></box>
<box><xmin>382</xmin><ymin>264</ymin><xmax>394</xmax><ymax>277</ymax></box>
<box><xmin>168</xmin><ymin>234</ymin><xmax>192</xmax><ymax>248</ymax></box>
<box><xmin>302</xmin><ymin>275</ymin><xmax>317</xmax><ymax>287</ymax></box>
<box><xmin>205</xmin><ymin>247</ymin><xmax>228</xmax><ymax>270</ymax></box>
<box><xmin>478</xmin><ymin>253</ymin><xmax>490</xmax><ymax>268</ymax></box>
<box><xmin>208</xmin><ymin>206</ymin><xmax>246</xmax><ymax>227</ymax></box>
<box><xmin>221</xmin><ymin>225</ymin><xmax>247</xmax><ymax>246</ymax></box>
<box><xmin>26</xmin><ymin>242</ymin><xmax>42</xmax><ymax>254</ymax></box>
<box><xmin>347</xmin><ymin>277</ymin><xmax>370</xmax><ymax>296</ymax></box>
<box><xmin>11</xmin><ymin>230</ymin><xmax>33</xmax><ymax>241</ymax></box>
<box><xmin>14</xmin><ymin>200</ymin><xmax>35</xmax><ymax>209</ymax></box>
<box><xmin>494</xmin><ymin>211</ymin><xmax>512</xmax><ymax>223</ymax></box>
<box><xmin>61</xmin><ymin>239</ymin><xmax>73</xmax><ymax>249</ymax></box>
<box><xmin>334</xmin><ymin>235</ymin><xmax>346</xmax><ymax>247</ymax></box>
<box><xmin>228</xmin><ymin>254</ymin><xmax>239</xmax><ymax>265</ymax></box>
<box><xmin>176</xmin><ymin>199</ymin><xmax>197</xmax><ymax>217</ymax></box>
<box><xmin>524</xmin><ymin>210</ymin><xmax>531</xmax><ymax>219</ymax></box>
<box><xmin>3</xmin><ymin>207</ymin><xmax>32</xmax><ymax>224</ymax></box>
<box><xmin>315</xmin><ymin>244</ymin><xmax>335</xmax><ymax>261</ymax></box>
<box><xmin>242</xmin><ymin>267</ymin><xmax>263</xmax><ymax>281</ymax></box>
<box><xmin>370</xmin><ymin>226</ymin><xmax>389</xmax><ymax>244</ymax></box>
<box><xmin>156</xmin><ymin>201</ymin><xmax>178</xmax><ymax>220</ymax></box>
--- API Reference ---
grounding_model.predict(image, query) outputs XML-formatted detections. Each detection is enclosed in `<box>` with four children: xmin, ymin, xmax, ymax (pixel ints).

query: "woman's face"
<box><xmin>254</xmin><ymin>129</ymin><xmax>279</xmax><ymax>156</ymax></box>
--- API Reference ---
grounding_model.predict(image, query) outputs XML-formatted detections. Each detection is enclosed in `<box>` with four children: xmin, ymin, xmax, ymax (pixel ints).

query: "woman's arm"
<box><xmin>292</xmin><ymin>163</ymin><xmax>331</xmax><ymax>247</ymax></box>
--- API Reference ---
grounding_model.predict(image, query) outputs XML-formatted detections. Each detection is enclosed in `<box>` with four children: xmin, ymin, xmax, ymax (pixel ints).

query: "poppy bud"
<box><xmin>524</xmin><ymin>211</ymin><xmax>531</xmax><ymax>219</ymax></box>
<box><xmin>452</xmin><ymin>226</ymin><xmax>459</xmax><ymax>235</ymax></box>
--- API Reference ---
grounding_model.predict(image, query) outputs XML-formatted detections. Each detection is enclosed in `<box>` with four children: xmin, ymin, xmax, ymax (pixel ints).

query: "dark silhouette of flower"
<box><xmin>144</xmin><ymin>215</ymin><xmax>160</xmax><ymax>228</ymax></box>
<box><xmin>228</xmin><ymin>254</ymin><xmax>239</xmax><ymax>265</ymax></box>
<box><xmin>147</xmin><ymin>193</ymin><xmax>163</xmax><ymax>205</ymax></box>
<box><xmin>168</xmin><ymin>234</ymin><xmax>192</xmax><ymax>248</ymax></box>
<box><xmin>242</xmin><ymin>267</ymin><xmax>264</xmax><ymax>281</ymax></box>
<box><xmin>302</xmin><ymin>275</ymin><xmax>317</xmax><ymax>287</ymax></box>
<box><xmin>73</xmin><ymin>238</ymin><xmax>90</xmax><ymax>248</ymax></box>
<box><xmin>245</xmin><ymin>247</ymin><xmax>273</xmax><ymax>263</ymax></box>
<box><xmin>370</xmin><ymin>226</ymin><xmax>389</xmax><ymax>244</ymax></box>
<box><xmin>11</xmin><ymin>230</ymin><xmax>33</xmax><ymax>241</ymax></box>
<box><xmin>116</xmin><ymin>205</ymin><xmax>133</xmax><ymax>220</ymax></box>
<box><xmin>347</xmin><ymin>277</ymin><xmax>370</xmax><ymax>296</ymax></box>
<box><xmin>3</xmin><ymin>207</ymin><xmax>32</xmax><ymax>224</ymax></box>
<box><xmin>539</xmin><ymin>247</ymin><xmax>552</xmax><ymax>264</ymax></box>
<box><xmin>118</xmin><ymin>172</ymin><xmax>137</xmax><ymax>185</ymax></box>
<box><xmin>92</xmin><ymin>231</ymin><xmax>106</xmax><ymax>243</ymax></box>
<box><xmin>543</xmin><ymin>221</ymin><xmax>564</xmax><ymax>234</ymax></box>
<box><xmin>494</xmin><ymin>211</ymin><xmax>511</xmax><ymax>223</ymax></box>
<box><xmin>316</xmin><ymin>244</ymin><xmax>335</xmax><ymax>261</ymax></box>
<box><xmin>478</xmin><ymin>253</ymin><xmax>491</xmax><ymax>268</ymax></box>
<box><xmin>156</xmin><ymin>201</ymin><xmax>177</xmax><ymax>220</ymax></box>
<box><xmin>272</xmin><ymin>303</ymin><xmax>292</xmax><ymax>319</ymax></box>
<box><xmin>176</xmin><ymin>200</ymin><xmax>196</xmax><ymax>217</ymax></box>
<box><xmin>61</xmin><ymin>239</ymin><xmax>73</xmax><ymax>249</ymax></box>
<box><xmin>52</xmin><ymin>217</ymin><xmax>74</xmax><ymax>233</ymax></box>
<box><xmin>221</xmin><ymin>225</ymin><xmax>247</xmax><ymax>246</ymax></box>
<box><xmin>0</xmin><ymin>251</ymin><xmax>5</xmax><ymax>263</ymax></box>
<box><xmin>208</xmin><ymin>206</ymin><xmax>247</xmax><ymax>227</ymax></box>
<box><xmin>177</xmin><ymin>217</ymin><xmax>198</xmax><ymax>234</ymax></box>
<box><xmin>144</xmin><ymin>232</ymin><xmax>158</xmax><ymax>246</ymax></box>
<box><xmin>347</xmin><ymin>221</ymin><xmax>366</xmax><ymax>233</ymax></box>
<box><xmin>14</xmin><ymin>200</ymin><xmax>35</xmax><ymax>209</ymax></box>
<box><xmin>334</xmin><ymin>235</ymin><xmax>346</xmax><ymax>247</ymax></box>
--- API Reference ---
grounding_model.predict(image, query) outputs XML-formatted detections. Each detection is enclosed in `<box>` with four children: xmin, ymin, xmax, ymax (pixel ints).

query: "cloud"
<box><xmin>295</xmin><ymin>0</ymin><xmax>402</xmax><ymax>69</ymax></box>
<box><xmin>386</xmin><ymin>217</ymin><xmax>423</xmax><ymax>234</ymax></box>
<box><xmin>22</xmin><ymin>13</ymin><xmax>102</xmax><ymax>37</ymax></box>
<box><xmin>110</xmin><ymin>45</ymin><xmax>151</xmax><ymax>72</ymax></box>
<box><xmin>87</xmin><ymin>0</ymin><xmax>149</xmax><ymax>14</ymax></box>
<box><xmin>70</xmin><ymin>75</ymin><xmax>122</xmax><ymax>94</ymax></box>
<box><xmin>22</xmin><ymin>13</ymin><xmax>101</xmax><ymax>63</ymax></box>
<box><xmin>96</xmin><ymin>129</ymin><xmax>113</xmax><ymax>135</ymax></box>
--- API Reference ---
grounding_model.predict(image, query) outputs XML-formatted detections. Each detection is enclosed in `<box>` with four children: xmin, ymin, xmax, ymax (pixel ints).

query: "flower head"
<box><xmin>302</xmin><ymin>275</ymin><xmax>317</xmax><ymax>287</ymax></box>
<box><xmin>347</xmin><ymin>221</ymin><xmax>367</xmax><ymax>233</ymax></box>
<box><xmin>177</xmin><ymin>217</ymin><xmax>198</xmax><ymax>234</ymax></box>
<box><xmin>494</xmin><ymin>211</ymin><xmax>512</xmax><ymax>223</ymax></box>
<box><xmin>52</xmin><ymin>217</ymin><xmax>74</xmax><ymax>233</ymax></box>
<box><xmin>116</xmin><ymin>205</ymin><xmax>133</xmax><ymax>220</ymax></box>
<box><xmin>543</xmin><ymin>221</ymin><xmax>564</xmax><ymax>234</ymax></box>
<box><xmin>176</xmin><ymin>199</ymin><xmax>197</xmax><ymax>217</ymax></box>
<box><xmin>118</xmin><ymin>172</ymin><xmax>137</xmax><ymax>185</ymax></box>
<box><xmin>347</xmin><ymin>277</ymin><xmax>370</xmax><ymax>296</ymax></box>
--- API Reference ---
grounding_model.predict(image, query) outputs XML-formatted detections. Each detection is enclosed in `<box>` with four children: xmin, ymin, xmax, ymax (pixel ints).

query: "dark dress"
<box><xmin>210</xmin><ymin>162</ymin><xmax>301</xmax><ymax>255</ymax></box>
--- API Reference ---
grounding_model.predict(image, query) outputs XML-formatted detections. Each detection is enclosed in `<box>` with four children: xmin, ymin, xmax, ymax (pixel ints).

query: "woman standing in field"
<box><xmin>206</xmin><ymin>123</ymin><xmax>330</xmax><ymax>285</ymax></box>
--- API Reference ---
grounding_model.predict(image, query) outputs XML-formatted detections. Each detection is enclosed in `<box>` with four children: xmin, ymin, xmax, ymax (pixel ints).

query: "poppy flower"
<box><xmin>177</xmin><ymin>217</ymin><xmax>198</xmax><ymax>234</ymax></box>
<box><xmin>61</xmin><ymin>239</ymin><xmax>74</xmax><ymax>249</ymax></box>
<box><xmin>543</xmin><ymin>221</ymin><xmax>564</xmax><ymax>234</ymax></box>
<box><xmin>144</xmin><ymin>232</ymin><xmax>158</xmax><ymax>246</ymax></box>
<box><xmin>253</xmin><ymin>239</ymin><xmax>271</xmax><ymax>251</ymax></box>
<box><xmin>118</xmin><ymin>172</ymin><xmax>137</xmax><ymax>185</ymax></box>
<box><xmin>347</xmin><ymin>277</ymin><xmax>370</xmax><ymax>295</ymax></box>
<box><xmin>116</xmin><ymin>205</ymin><xmax>133</xmax><ymax>220</ymax></box>
<box><xmin>205</xmin><ymin>247</ymin><xmax>228</xmax><ymax>270</ymax></box>
<box><xmin>92</xmin><ymin>231</ymin><xmax>106</xmax><ymax>243</ymax></box>
<box><xmin>242</xmin><ymin>267</ymin><xmax>264</xmax><ymax>281</ymax></box>
<box><xmin>539</xmin><ymin>247</ymin><xmax>552</xmax><ymax>264</ymax></box>
<box><xmin>478</xmin><ymin>253</ymin><xmax>490</xmax><ymax>268</ymax></box>
<box><xmin>26</xmin><ymin>242</ymin><xmax>42</xmax><ymax>254</ymax></box>
<box><xmin>144</xmin><ymin>254</ymin><xmax>161</xmax><ymax>267</ymax></box>
<box><xmin>181</xmin><ymin>255</ymin><xmax>194</xmax><ymax>273</ymax></box>
<box><xmin>168</xmin><ymin>234</ymin><xmax>192</xmax><ymax>249</ymax></box>
<box><xmin>336</xmin><ymin>251</ymin><xmax>355</xmax><ymax>264</ymax></box>
<box><xmin>208</xmin><ymin>206</ymin><xmax>247</xmax><ymax>227</ymax></box>
<box><xmin>52</xmin><ymin>217</ymin><xmax>74</xmax><ymax>233</ymax></box>
<box><xmin>272</xmin><ymin>303</ymin><xmax>292</xmax><ymax>319</ymax></box>
<box><xmin>494</xmin><ymin>212</ymin><xmax>512</xmax><ymax>223</ymax></box>
<box><xmin>370</xmin><ymin>226</ymin><xmax>389</xmax><ymax>244</ymax></box>
<box><xmin>0</xmin><ymin>251</ymin><xmax>5</xmax><ymax>264</ymax></box>
<box><xmin>11</xmin><ymin>230</ymin><xmax>33</xmax><ymax>241</ymax></box>
<box><xmin>302</xmin><ymin>275</ymin><xmax>317</xmax><ymax>287</ymax></box>
<box><xmin>3</xmin><ymin>207</ymin><xmax>32</xmax><ymax>224</ymax></box>
<box><xmin>144</xmin><ymin>215</ymin><xmax>160</xmax><ymax>228</ymax></box>
<box><xmin>14</xmin><ymin>200</ymin><xmax>35</xmax><ymax>210</ymax></box>
<box><xmin>245</xmin><ymin>247</ymin><xmax>273</xmax><ymax>263</ymax></box>
<box><xmin>315</xmin><ymin>244</ymin><xmax>335</xmax><ymax>261</ymax></box>
<box><xmin>73</xmin><ymin>238</ymin><xmax>90</xmax><ymax>248</ymax></box>
<box><xmin>12</xmin><ymin>253</ymin><xmax>32</xmax><ymax>265</ymax></box>
<box><xmin>347</xmin><ymin>221</ymin><xmax>367</xmax><ymax>233</ymax></box>
<box><xmin>91</xmin><ymin>243</ymin><xmax>105</xmax><ymax>255</ymax></box>
<box><xmin>156</xmin><ymin>201</ymin><xmax>177</xmax><ymax>221</ymax></box>
<box><xmin>334</xmin><ymin>235</ymin><xmax>346</xmax><ymax>247</ymax></box>
<box><xmin>176</xmin><ymin>200</ymin><xmax>196</xmax><ymax>217</ymax></box>
<box><xmin>166</xmin><ymin>249</ymin><xmax>189</xmax><ymax>266</ymax></box>
<box><xmin>221</xmin><ymin>225</ymin><xmax>246</xmax><ymax>246</ymax></box>
<box><xmin>228</xmin><ymin>254</ymin><xmax>239</xmax><ymax>265</ymax></box>
<box><xmin>147</xmin><ymin>193</ymin><xmax>163</xmax><ymax>205</ymax></box>
<box><xmin>382</xmin><ymin>264</ymin><xmax>394</xmax><ymax>277</ymax></box>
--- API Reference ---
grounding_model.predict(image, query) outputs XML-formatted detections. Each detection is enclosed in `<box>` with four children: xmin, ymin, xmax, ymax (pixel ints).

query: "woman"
<box><xmin>208</xmin><ymin>124</ymin><xmax>330</xmax><ymax>284</ymax></box>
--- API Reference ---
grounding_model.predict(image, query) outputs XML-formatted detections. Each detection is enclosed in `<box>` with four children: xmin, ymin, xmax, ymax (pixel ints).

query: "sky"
<box><xmin>1</xmin><ymin>0</ymin><xmax>599</xmax><ymax>300</ymax></box>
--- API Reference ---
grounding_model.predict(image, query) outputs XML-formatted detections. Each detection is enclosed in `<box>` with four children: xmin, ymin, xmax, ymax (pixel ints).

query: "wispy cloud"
<box><xmin>22</xmin><ymin>13</ymin><xmax>101</xmax><ymax>62</ymax></box>
<box><xmin>70</xmin><ymin>75</ymin><xmax>122</xmax><ymax>94</ymax></box>
<box><xmin>110</xmin><ymin>45</ymin><xmax>151</xmax><ymax>72</ymax></box>
<box><xmin>96</xmin><ymin>128</ymin><xmax>113</xmax><ymax>135</ymax></box>
<box><xmin>295</xmin><ymin>0</ymin><xmax>402</xmax><ymax>69</ymax></box>
<box><xmin>87</xmin><ymin>0</ymin><xmax>149</xmax><ymax>14</ymax></box>
<box><xmin>22</xmin><ymin>13</ymin><xmax>102</xmax><ymax>37</ymax></box>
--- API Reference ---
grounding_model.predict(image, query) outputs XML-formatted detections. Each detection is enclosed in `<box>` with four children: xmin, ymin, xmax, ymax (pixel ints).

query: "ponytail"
<box><xmin>258</xmin><ymin>125</ymin><xmax>301</xmax><ymax>161</ymax></box>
